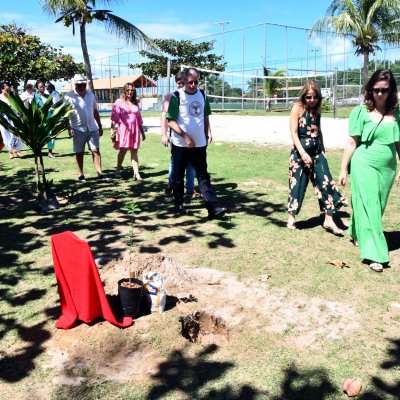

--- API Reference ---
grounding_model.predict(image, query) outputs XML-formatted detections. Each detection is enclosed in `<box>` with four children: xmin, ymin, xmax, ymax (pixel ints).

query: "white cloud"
<box><xmin>309</xmin><ymin>35</ymin><xmax>357</xmax><ymax>68</ymax></box>
<box><xmin>0</xmin><ymin>12</ymin><xmax>26</xmax><ymax>22</ymax></box>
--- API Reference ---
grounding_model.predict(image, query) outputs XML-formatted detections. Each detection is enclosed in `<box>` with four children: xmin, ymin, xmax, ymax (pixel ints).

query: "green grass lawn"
<box><xmin>1</xmin><ymin>130</ymin><xmax>399</xmax><ymax>399</ymax></box>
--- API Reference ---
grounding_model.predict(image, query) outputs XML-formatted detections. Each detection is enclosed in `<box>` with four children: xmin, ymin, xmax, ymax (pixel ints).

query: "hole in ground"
<box><xmin>179</xmin><ymin>311</ymin><xmax>230</xmax><ymax>345</ymax></box>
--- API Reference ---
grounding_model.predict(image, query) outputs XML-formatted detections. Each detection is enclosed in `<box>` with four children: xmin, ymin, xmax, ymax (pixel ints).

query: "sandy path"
<box><xmin>139</xmin><ymin>115</ymin><xmax>350</xmax><ymax>150</ymax></box>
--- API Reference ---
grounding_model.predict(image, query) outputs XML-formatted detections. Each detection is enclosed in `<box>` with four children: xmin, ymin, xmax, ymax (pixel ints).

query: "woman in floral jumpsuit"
<box><xmin>287</xmin><ymin>80</ymin><xmax>347</xmax><ymax>233</ymax></box>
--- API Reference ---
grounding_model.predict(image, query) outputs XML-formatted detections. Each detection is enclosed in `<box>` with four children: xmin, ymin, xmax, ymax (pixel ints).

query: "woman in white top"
<box><xmin>0</xmin><ymin>82</ymin><xmax>23</xmax><ymax>159</ymax></box>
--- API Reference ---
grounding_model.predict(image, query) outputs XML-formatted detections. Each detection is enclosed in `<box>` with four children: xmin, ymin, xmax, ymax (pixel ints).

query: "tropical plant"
<box><xmin>0</xmin><ymin>92</ymin><xmax>72</xmax><ymax>209</ymax></box>
<box><xmin>310</xmin><ymin>0</ymin><xmax>400</xmax><ymax>86</ymax></box>
<box><xmin>133</xmin><ymin>38</ymin><xmax>225</xmax><ymax>80</ymax></box>
<box><xmin>263</xmin><ymin>67</ymin><xmax>287</xmax><ymax>98</ymax></box>
<box><xmin>40</xmin><ymin>0</ymin><xmax>155</xmax><ymax>91</ymax></box>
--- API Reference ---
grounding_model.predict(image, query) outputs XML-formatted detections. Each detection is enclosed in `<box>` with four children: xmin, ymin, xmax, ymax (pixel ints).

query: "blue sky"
<box><xmin>0</xmin><ymin>1</ymin><xmax>379</xmax><ymax>80</ymax></box>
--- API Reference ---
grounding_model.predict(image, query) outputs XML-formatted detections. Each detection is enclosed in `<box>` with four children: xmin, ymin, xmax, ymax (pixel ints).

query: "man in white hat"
<box><xmin>64</xmin><ymin>74</ymin><xmax>106</xmax><ymax>181</ymax></box>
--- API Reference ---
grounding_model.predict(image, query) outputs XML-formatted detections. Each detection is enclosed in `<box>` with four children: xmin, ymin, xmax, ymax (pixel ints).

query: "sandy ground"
<box><xmin>138</xmin><ymin>115</ymin><xmax>350</xmax><ymax>149</ymax></box>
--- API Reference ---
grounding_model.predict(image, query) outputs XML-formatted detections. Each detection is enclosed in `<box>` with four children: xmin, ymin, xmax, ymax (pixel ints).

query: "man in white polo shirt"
<box><xmin>166</xmin><ymin>67</ymin><xmax>226</xmax><ymax>218</ymax></box>
<box><xmin>64</xmin><ymin>74</ymin><xmax>105</xmax><ymax>181</ymax></box>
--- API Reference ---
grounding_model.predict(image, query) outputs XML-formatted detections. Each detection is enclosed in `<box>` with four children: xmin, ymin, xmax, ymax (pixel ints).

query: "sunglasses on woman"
<box><xmin>372</xmin><ymin>87</ymin><xmax>390</xmax><ymax>94</ymax></box>
<box><xmin>305</xmin><ymin>95</ymin><xmax>319</xmax><ymax>100</ymax></box>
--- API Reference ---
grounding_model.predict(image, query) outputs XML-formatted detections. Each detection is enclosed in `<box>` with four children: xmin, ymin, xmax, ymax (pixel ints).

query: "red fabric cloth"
<box><xmin>51</xmin><ymin>231</ymin><xmax>133</xmax><ymax>329</ymax></box>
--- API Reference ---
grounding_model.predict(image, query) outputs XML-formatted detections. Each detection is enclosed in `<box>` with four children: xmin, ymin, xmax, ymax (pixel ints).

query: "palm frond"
<box><xmin>40</xmin><ymin>0</ymin><xmax>86</xmax><ymax>15</ymax></box>
<box><xmin>103</xmin><ymin>12</ymin><xmax>157</xmax><ymax>50</ymax></box>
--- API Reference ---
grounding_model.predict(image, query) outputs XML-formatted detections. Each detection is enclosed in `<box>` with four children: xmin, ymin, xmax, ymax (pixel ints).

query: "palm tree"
<box><xmin>40</xmin><ymin>0</ymin><xmax>155</xmax><ymax>91</ymax></box>
<box><xmin>263</xmin><ymin>67</ymin><xmax>287</xmax><ymax>98</ymax></box>
<box><xmin>310</xmin><ymin>0</ymin><xmax>400</xmax><ymax>86</ymax></box>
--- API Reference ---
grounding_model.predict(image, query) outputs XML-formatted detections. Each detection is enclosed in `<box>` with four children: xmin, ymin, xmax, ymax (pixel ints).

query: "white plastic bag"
<box><xmin>143</xmin><ymin>272</ymin><xmax>166</xmax><ymax>314</ymax></box>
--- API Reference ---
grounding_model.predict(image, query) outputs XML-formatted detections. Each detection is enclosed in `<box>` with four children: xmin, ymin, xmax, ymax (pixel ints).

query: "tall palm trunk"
<box><xmin>79</xmin><ymin>21</ymin><xmax>94</xmax><ymax>93</ymax></box>
<box><xmin>363</xmin><ymin>52</ymin><xmax>369</xmax><ymax>90</ymax></box>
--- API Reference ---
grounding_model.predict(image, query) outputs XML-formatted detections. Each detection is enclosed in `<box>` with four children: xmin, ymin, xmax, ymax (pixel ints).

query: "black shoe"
<box><xmin>208</xmin><ymin>207</ymin><xmax>226</xmax><ymax>219</ymax></box>
<box><xmin>78</xmin><ymin>175</ymin><xmax>86</xmax><ymax>182</ymax></box>
<box><xmin>175</xmin><ymin>204</ymin><xmax>187</xmax><ymax>215</ymax></box>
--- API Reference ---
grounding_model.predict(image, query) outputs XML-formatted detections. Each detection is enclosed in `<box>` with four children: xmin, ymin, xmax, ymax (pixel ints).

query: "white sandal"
<box><xmin>369</xmin><ymin>262</ymin><xmax>383</xmax><ymax>272</ymax></box>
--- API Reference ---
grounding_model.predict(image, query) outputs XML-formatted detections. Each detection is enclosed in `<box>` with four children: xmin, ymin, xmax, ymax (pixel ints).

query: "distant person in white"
<box><xmin>20</xmin><ymin>83</ymin><xmax>35</xmax><ymax>106</ymax></box>
<box><xmin>64</xmin><ymin>74</ymin><xmax>105</xmax><ymax>181</ymax></box>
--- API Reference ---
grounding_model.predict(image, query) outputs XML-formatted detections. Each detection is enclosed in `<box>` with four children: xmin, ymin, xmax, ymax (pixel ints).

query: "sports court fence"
<box><xmin>90</xmin><ymin>20</ymin><xmax>400</xmax><ymax>113</ymax></box>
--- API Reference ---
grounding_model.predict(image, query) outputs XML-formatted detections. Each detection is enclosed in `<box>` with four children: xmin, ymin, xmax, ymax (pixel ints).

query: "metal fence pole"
<box><xmin>285</xmin><ymin>26</ymin><xmax>289</xmax><ymax>108</ymax></box>
<box><xmin>166</xmin><ymin>58</ymin><xmax>171</xmax><ymax>94</ymax></box>
<box><xmin>242</xmin><ymin>29</ymin><xmax>245</xmax><ymax>110</ymax></box>
<box><xmin>333</xmin><ymin>67</ymin><xmax>338</xmax><ymax>119</ymax></box>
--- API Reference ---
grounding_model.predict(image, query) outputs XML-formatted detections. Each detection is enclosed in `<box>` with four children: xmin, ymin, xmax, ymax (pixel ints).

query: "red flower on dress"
<box><xmin>299</xmin><ymin>117</ymin><xmax>306</xmax><ymax>128</ymax></box>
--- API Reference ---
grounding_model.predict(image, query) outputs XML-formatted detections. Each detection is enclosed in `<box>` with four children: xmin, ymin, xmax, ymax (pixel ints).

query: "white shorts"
<box><xmin>72</xmin><ymin>129</ymin><xmax>100</xmax><ymax>153</ymax></box>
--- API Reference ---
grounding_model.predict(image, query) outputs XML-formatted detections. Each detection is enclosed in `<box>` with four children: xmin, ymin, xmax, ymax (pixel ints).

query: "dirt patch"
<box><xmin>46</xmin><ymin>327</ymin><xmax>163</xmax><ymax>384</ymax></box>
<box><xmin>46</xmin><ymin>253</ymin><xmax>360</xmax><ymax>386</ymax></box>
<box><xmin>180</xmin><ymin>311</ymin><xmax>230</xmax><ymax>345</ymax></box>
<box><xmin>100</xmin><ymin>253</ymin><xmax>359</xmax><ymax>348</ymax></box>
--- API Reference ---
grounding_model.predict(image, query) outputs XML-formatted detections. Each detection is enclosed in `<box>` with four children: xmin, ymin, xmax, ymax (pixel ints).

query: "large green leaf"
<box><xmin>0</xmin><ymin>92</ymin><xmax>72</xmax><ymax>156</ymax></box>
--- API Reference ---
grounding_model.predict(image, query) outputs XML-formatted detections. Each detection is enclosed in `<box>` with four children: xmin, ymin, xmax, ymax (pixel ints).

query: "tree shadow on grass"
<box><xmin>270</xmin><ymin>364</ymin><xmax>338</xmax><ymax>399</ymax></box>
<box><xmin>146</xmin><ymin>348</ymin><xmax>343</xmax><ymax>399</ymax></box>
<box><xmin>359</xmin><ymin>338</ymin><xmax>400</xmax><ymax>399</ymax></box>
<box><xmin>146</xmin><ymin>344</ymin><xmax>264</xmax><ymax>400</ymax></box>
<box><xmin>295</xmin><ymin>210</ymin><xmax>350</xmax><ymax>231</ymax></box>
<box><xmin>0</xmin><ymin>320</ymin><xmax>51</xmax><ymax>383</ymax></box>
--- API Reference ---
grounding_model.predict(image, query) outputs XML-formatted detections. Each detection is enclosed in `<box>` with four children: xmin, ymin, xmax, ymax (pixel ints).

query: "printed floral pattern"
<box><xmin>287</xmin><ymin>110</ymin><xmax>348</xmax><ymax>215</ymax></box>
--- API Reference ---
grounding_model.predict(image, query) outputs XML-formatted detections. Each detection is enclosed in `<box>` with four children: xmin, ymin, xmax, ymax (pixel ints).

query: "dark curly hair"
<box><xmin>0</xmin><ymin>81</ymin><xmax>11</xmax><ymax>91</ymax></box>
<box><xmin>364</xmin><ymin>69</ymin><xmax>398</xmax><ymax>113</ymax></box>
<box><xmin>297</xmin><ymin>80</ymin><xmax>322</xmax><ymax>114</ymax></box>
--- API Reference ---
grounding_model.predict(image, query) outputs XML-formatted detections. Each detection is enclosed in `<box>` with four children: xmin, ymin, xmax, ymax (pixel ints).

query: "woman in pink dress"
<box><xmin>110</xmin><ymin>83</ymin><xmax>145</xmax><ymax>179</ymax></box>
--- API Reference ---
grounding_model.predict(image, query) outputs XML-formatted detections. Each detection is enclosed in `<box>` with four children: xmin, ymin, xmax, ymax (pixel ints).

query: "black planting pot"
<box><xmin>118</xmin><ymin>278</ymin><xmax>143</xmax><ymax>317</ymax></box>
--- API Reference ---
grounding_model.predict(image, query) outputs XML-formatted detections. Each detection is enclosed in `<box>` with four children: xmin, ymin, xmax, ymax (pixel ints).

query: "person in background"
<box><xmin>0</xmin><ymin>81</ymin><xmax>23</xmax><ymax>159</ymax></box>
<box><xmin>46</xmin><ymin>82</ymin><xmax>60</xmax><ymax>104</ymax></box>
<box><xmin>338</xmin><ymin>69</ymin><xmax>400</xmax><ymax>272</ymax></box>
<box><xmin>110</xmin><ymin>82</ymin><xmax>145</xmax><ymax>180</ymax></box>
<box><xmin>161</xmin><ymin>71</ymin><xmax>200</xmax><ymax>198</ymax></box>
<box><xmin>287</xmin><ymin>80</ymin><xmax>347</xmax><ymax>232</ymax></box>
<box><xmin>20</xmin><ymin>83</ymin><xmax>35</xmax><ymax>106</ymax></box>
<box><xmin>47</xmin><ymin>82</ymin><xmax>61</xmax><ymax>157</ymax></box>
<box><xmin>34</xmin><ymin>80</ymin><xmax>56</xmax><ymax>158</ymax></box>
<box><xmin>64</xmin><ymin>74</ymin><xmax>106</xmax><ymax>181</ymax></box>
<box><xmin>166</xmin><ymin>67</ymin><xmax>225</xmax><ymax>218</ymax></box>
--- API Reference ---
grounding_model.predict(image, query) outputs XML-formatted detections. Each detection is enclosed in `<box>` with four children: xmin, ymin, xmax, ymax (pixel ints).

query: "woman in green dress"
<box><xmin>339</xmin><ymin>69</ymin><xmax>400</xmax><ymax>272</ymax></box>
<box><xmin>287</xmin><ymin>80</ymin><xmax>347</xmax><ymax>232</ymax></box>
